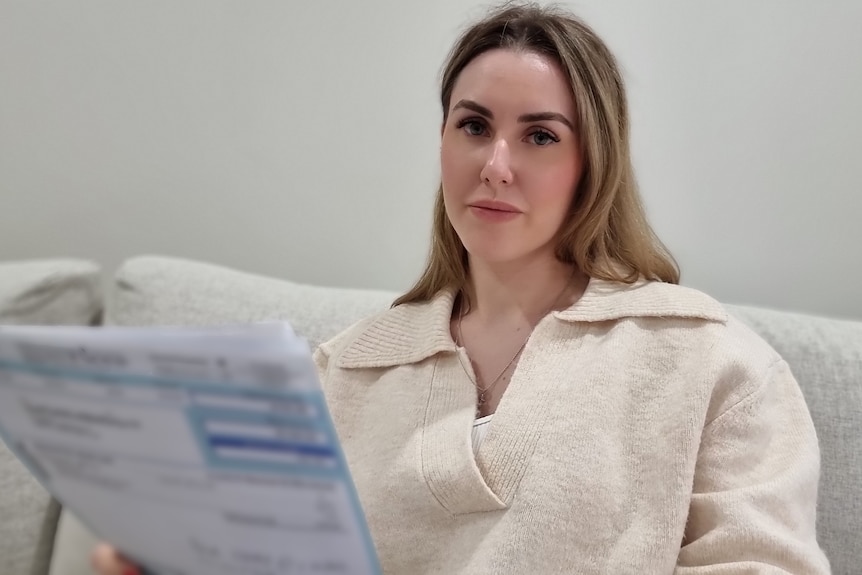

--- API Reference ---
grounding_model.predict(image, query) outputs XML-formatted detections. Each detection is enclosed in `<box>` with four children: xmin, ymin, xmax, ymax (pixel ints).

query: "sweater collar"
<box><xmin>336</xmin><ymin>278</ymin><xmax>728</xmax><ymax>369</ymax></box>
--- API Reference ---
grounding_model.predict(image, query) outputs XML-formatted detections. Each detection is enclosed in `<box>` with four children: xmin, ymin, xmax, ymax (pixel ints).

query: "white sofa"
<box><xmin>1</xmin><ymin>255</ymin><xmax>860</xmax><ymax>574</ymax></box>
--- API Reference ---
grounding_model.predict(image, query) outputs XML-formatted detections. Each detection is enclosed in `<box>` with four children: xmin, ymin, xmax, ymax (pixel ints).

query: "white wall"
<box><xmin>2</xmin><ymin>0</ymin><xmax>860</xmax><ymax>320</ymax></box>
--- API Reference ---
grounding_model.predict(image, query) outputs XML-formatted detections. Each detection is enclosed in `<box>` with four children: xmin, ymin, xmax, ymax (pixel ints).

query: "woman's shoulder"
<box><xmin>560</xmin><ymin>277</ymin><xmax>728</xmax><ymax>324</ymax></box>
<box><xmin>594</xmin><ymin>281</ymin><xmax>792</xmax><ymax>418</ymax></box>
<box><xmin>639</xmin><ymin>282</ymin><xmax>788</xmax><ymax>392</ymax></box>
<box><xmin>578</xmin><ymin>278</ymin><xmax>783</xmax><ymax>367</ymax></box>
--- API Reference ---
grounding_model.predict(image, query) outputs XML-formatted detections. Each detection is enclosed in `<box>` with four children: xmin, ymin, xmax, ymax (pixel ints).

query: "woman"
<box><xmin>93</xmin><ymin>3</ymin><xmax>829</xmax><ymax>573</ymax></box>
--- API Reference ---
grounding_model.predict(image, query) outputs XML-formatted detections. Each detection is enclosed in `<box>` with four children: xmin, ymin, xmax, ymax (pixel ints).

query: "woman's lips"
<box><xmin>468</xmin><ymin>200</ymin><xmax>521</xmax><ymax>222</ymax></box>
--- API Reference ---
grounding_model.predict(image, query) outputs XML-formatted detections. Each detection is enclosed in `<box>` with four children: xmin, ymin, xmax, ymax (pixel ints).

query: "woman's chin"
<box><xmin>460</xmin><ymin>235</ymin><xmax>559</xmax><ymax>269</ymax></box>
<box><xmin>461</xmin><ymin>242</ymin><xmax>526</xmax><ymax>266</ymax></box>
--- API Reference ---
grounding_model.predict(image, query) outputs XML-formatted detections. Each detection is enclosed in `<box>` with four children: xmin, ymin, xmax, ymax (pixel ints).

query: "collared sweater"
<box><xmin>313</xmin><ymin>278</ymin><xmax>830</xmax><ymax>574</ymax></box>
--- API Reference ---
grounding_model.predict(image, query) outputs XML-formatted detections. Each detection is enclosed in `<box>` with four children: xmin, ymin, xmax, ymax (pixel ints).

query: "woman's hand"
<box><xmin>90</xmin><ymin>543</ymin><xmax>139</xmax><ymax>575</ymax></box>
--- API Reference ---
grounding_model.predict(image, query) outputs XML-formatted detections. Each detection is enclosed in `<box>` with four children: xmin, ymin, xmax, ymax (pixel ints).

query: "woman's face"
<box><xmin>441</xmin><ymin>48</ymin><xmax>582</xmax><ymax>266</ymax></box>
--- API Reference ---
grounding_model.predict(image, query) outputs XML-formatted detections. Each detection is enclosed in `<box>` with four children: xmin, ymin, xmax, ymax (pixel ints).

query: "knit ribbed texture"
<box><xmin>337</xmin><ymin>291</ymin><xmax>457</xmax><ymax>369</ymax></box>
<box><xmin>315</xmin><ymin>280</ymin><xmax>830</xmax><ymax>574</ymax></box>
<box><xmin>421</xmin><ymin>353</ymin><xmax>505</xmax><ymax>513</ymax></box>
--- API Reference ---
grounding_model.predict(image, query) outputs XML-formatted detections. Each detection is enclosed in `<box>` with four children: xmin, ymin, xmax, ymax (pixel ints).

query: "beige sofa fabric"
<box><xmin>0</xmin><ymin>259</ymin><xmax>102</xmax><ymax>326</ymax></box>
<box><xmin>0</xmin><ymin>259</ymin><xmax>102</xmax><ymax>575</ymax></box>
<box><xmin>104</xmin><ymin>255</ymin><xmax>397</xmax><ymax>350</ymax></box>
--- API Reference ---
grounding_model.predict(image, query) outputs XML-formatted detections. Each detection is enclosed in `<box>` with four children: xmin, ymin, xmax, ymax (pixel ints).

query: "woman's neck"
<box><xmin>463</xmin><ymin>254</ymin><xmax>587</xmax><ymax>326</ymax></box>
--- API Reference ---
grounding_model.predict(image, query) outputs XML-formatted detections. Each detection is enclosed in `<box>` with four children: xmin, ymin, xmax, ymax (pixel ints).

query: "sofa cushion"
<box><xmin>726</xmin><ymin>304</ymin><xmax>862</xmax><ymax>574</ymax></box>
<box><xmin>0</xmin><ymin>259</ymin><xmax>102</xmax><ymax>575</ymax></box>
<box><xmin>0</xmin><ymin>259</ymin><xmax>102</xmax><ymax>326</ymax></box>
<box><xmin>104</xmin><ymin>255</ymin><xmax>397</xmax><ymax>349</ymax></box>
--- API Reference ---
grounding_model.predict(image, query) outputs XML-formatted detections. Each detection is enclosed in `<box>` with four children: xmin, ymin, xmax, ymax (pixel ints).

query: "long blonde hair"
<box><xmin>394</xmin><ymin>2</ymin><xmax>679</xmax><ymax>308</ymax></box>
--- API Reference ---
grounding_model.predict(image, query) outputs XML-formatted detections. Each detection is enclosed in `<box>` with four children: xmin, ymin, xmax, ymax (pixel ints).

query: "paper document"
<box><xmin>0</xmin><ymin>323</ymin><xmax>381</xmax><ymax>575</ymax></box>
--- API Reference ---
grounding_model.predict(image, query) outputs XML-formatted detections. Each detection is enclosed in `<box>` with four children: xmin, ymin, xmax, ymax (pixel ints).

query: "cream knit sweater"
<box><xmin>314</xmin><ymin>279</ymin><xmax>830</xmax><ymax>574</ymax></box>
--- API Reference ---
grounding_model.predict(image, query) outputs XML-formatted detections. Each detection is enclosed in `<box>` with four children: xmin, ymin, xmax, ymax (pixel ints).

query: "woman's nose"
<box><xmin>480</xmin><ymin>138</ymin><xmax>513</xmax><ymax>186</ymax></box>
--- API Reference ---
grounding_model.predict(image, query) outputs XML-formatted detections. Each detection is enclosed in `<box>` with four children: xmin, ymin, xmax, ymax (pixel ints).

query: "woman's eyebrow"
<box><xmin>518</xmin><ymin>112</ymin><xmax>575</xmax><ymax>131</ymax></box>
<box><xmin>452</xmin><ymin>99</ymin><xmax>493</xmax><ymax>118</ymax></box>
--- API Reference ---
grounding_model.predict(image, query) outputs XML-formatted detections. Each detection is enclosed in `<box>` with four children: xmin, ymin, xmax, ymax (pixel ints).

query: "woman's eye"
<box><xmin>458</xmin><ymin>120</ymin><xmax>487</xmax><ymax>137</ymax></box>
<box><xmin>530</xmin><ymin>130</ymin><xmax>559</xmax><ymax>146</ymax></box>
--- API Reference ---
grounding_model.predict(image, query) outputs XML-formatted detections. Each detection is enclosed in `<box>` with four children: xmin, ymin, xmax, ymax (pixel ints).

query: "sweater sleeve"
<box><xmin>675</xmin><ymin>359</ymin><xmax>831</xmax><ymax>574</ymax></box>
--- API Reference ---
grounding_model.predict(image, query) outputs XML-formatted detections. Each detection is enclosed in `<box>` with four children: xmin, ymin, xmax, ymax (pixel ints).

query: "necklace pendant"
<box><xmin>477</xmin><ymin>391</ymin><xmax>486</xmax><ymax>406</ymax></box>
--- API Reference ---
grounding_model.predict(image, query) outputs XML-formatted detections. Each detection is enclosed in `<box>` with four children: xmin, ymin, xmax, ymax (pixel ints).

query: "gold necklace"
<box><xmin>455</xmin><ymin>275</ymin><xmax>573</xmax><ymax>413</ymax></box>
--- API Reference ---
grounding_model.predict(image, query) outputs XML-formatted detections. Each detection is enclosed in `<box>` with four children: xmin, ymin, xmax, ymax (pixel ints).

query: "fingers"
<box><xmin>90</xmin><ymin>543</ymin><xmax>139</xmax><ymax>575</ymax></box>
